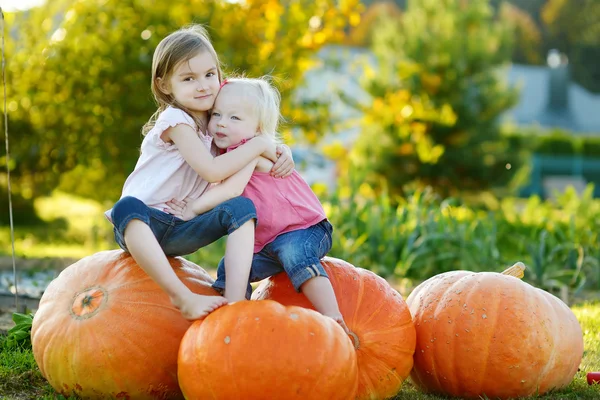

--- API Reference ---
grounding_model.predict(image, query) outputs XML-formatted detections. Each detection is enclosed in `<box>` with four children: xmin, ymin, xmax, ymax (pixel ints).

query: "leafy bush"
<box><xmin>348</xmin><ymin>0</ymin><xmax>519</xmax><ymax>197</ymax></box>
<box><xmin>321</xmin><ymin>172</ymin><xmax>600</xmax><ymax>299</ymax></box>
<box><xmin>2</xmin><ymin>313</ymin><xmax>34</xmax><ymax>351</ymax></box>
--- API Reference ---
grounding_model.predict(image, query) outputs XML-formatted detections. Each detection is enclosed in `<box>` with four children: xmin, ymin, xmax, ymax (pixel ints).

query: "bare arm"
<box><xmin>186</xmin><ymin>159</ymin><xmax>258</xmax><ymax>217</ymax></box>
<box><xmin>165</xmin><ymin>124</ymin><xmax>276</xmax><ymax>183</ymax></box>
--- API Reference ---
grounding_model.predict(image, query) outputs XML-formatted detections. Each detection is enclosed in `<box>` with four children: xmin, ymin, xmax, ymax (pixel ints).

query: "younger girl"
<box><xmin>107</xmin><ymin>26</ymin><xmax>294</xmax><ymax>320</ymax></box>
<box><xmin>171</xmin><ymin>77</ymin><xmax>348</xmax><ymax>332</ymax></box>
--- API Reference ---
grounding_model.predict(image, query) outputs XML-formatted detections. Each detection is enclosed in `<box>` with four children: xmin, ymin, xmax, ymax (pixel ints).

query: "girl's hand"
<box><xmin>164</xmin><ymin>199</ymin><xmax>186</xmax><ymax>219</ymax></box>
<box><xmin>164</xmin><ymin>198</ymin><xmax>197</xmax><ymax>221</ymax></box>
<box><xmin>271</xmin><ymin>144</ymin><xmax>295</xmax><ymax>178</ymax></box>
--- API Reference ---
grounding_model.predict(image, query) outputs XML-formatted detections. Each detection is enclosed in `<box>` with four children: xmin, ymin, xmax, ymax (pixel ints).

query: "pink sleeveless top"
<box><xmin>227</xmin><ymin>141</ymin><xmax>327</xmax><ymax>253</ymax></box>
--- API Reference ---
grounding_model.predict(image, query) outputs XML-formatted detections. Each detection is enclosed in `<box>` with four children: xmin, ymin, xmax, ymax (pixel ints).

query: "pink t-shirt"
<box><xmin>227</xmin><ymin>141</ymin><xmax>327</xmax><ymax>253</ymax></box>
<box><xmin>105</xmin><ymin>107</ymin><xmax>213</xmax><ymax>221</ymax></box>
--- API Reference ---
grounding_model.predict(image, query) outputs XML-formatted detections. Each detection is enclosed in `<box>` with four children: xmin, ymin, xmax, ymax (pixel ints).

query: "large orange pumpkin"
<box><xmin>178</xmin><ymin>300</ymin><xmax>358</xmax><ymax>399</ymax></box>
<box><xmin>406</xmin><ymin>263</ymin><xmax>584</xmax><ymax>399</ymax></box>
<box><xmin>252</xmin><ymin>257</ymin><xmax>416</xmax><ymax>400</ymax></box>
<box><xmin>31</xmin><ymin>250</ymin><xmax>219</xmax><ymax>399</ymax></box>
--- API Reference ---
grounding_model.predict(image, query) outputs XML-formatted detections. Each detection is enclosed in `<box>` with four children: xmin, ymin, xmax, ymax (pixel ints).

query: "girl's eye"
<box><xmin>231</xmin><ymin>116</ymin><xmax>240</xmax><ymax>121</ymax></box>
<box><xmin>183</xmin><ymin>77</ymin><xmax>194</xmax><ymax>82</ymax></box>
<box><xmin>212</xmin><ymin>112</ymin><xmax>220</xmax><ymax>117</ymax></box>
<box><xmin>207</xmin><ymin>72</ymin><xmax>215</xmax><ymax>78</ymax></box>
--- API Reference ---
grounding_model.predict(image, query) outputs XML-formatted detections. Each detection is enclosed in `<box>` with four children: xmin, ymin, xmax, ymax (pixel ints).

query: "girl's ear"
<box><xmin>156</xmin><ymin>77</ymin><xmax>171</xmax><ymax>95</ymax></box>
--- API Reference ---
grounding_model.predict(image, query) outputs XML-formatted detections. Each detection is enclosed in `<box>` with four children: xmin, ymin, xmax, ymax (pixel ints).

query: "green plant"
<box><xmin>3</xmin><ymin>312</ymin><xmax>34</xmax><ymax>350</ymax></box>
<box><xmin>347</xmin><ymin>0</ymin><xmax>519</xmax><ymax>196</ymax></box>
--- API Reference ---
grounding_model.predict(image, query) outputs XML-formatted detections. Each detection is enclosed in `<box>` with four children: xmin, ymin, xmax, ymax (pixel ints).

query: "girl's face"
<box><xmin>208</xmin><ymin>85</ymin><xmax>260</xmax><ymax>150</ymax></box>
<box><xmin>160</xmin><ymin>51</ymin><xmax>220</xmax><ymax>116</ymax></box>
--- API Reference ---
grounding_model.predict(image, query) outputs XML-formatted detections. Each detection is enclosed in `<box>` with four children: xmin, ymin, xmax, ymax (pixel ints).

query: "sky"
<box><xmin>1</xmin><ymin>0</ymin><xmax>45</xmax><ymax>12</ymax></box>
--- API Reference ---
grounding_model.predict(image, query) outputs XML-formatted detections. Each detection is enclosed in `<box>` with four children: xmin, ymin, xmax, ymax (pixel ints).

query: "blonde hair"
<box><xmin>143</xmin><ymin>24</ymin><xmax>223</xmax><ymax>135</ymax></box>
<box><xmin>220</xmin><ymin>76</ymin><xmax>283</xmax><ymax>144</ymax></box>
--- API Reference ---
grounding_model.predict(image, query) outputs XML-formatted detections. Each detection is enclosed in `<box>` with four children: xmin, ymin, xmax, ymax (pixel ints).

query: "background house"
<box><xmin>294</xmin><ymin>46</ymin><xmax>600</xmax><ymax>197</ymax></box>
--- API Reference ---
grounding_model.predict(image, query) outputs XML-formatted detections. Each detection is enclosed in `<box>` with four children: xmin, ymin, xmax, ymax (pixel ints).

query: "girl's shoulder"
<box><xmin>145</xmin><ymin>107</ymin><xmax>198</xmax><ymax>151</ymax></box>
<box><xmin>156</xmin><ymin>106</ymin><xmax>197</xmax><ymax>129</ymax></box>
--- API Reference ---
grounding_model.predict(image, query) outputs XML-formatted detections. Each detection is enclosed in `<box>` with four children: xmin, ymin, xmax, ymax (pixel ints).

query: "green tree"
<box><xmin>542</xmin><ymin>0</ymin><xmax>600</xmax><ymax>93</ymax></box>
<box><xmin>1</xmin><ymin>0</ymin><xmax>360</xmax><ymax>203</ymax></box>
<box><xmin>499</xmin><ymin>2</ymin><xmax>543</xmax><ymax>65</ymax></box>
<box><xmin>347</xmin><ymin>0</ymin><xmax>519</xmax><ymax>197</ymax></box>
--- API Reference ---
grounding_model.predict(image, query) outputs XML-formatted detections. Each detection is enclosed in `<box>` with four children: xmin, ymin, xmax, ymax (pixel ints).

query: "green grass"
<box><xmin>0</xmin><ymin>302</ymin><xmax>598</xmax><ymax>400</ymax></box>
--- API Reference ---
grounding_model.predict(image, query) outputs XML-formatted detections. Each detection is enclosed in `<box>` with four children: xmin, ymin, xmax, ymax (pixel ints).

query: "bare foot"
<box><xmin>326</xmin><ymin>313</ymin><xmax>350</xmax><ymax>335</ymax></box>
<box><xmin>172</xmin><ymin>293</ymin><xmax>228</xmax><ymax>320</ymax></box>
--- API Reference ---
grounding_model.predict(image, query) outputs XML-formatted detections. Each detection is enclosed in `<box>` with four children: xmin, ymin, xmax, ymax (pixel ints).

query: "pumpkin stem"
<box><xmin>501</xmin><ymin>262</ymin><xmax>526</xmax><ymax>279</ymax></box>
<box><xmin>348</xmin><ymin>331</ymin><xmax>360</xmax><ymax>350</ymax></box>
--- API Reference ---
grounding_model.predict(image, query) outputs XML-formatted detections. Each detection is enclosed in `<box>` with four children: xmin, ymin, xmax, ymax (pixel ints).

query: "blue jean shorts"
<box><xmin>212</xmin><ymin>219</ymin><xmax>333</xmax><ymax>299</ymax></box>
<box><xmin>110</xmin><ymin>196</ymin><xmax>257</xmax><ymax>257</ymax></box>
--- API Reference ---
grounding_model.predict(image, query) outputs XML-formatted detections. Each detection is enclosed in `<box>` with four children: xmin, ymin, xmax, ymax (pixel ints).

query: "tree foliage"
<box><xmin>348</xmin><ymin>0</ymin><xmax>519</xmax><ymax>197</ymax></box>
<box><xmin>1</xmin><ymin>0</ymin><xmax>360</xmax><ymax>203</ymax></box>
<box><xmin>541</xmin><ymin>0</ymin><xmax>600</xmax><ymax>93</ymax></box>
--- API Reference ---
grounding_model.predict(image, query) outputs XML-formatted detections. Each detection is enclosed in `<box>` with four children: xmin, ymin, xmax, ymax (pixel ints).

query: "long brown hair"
<box><xmin>142</xmin><ymin>25</ymin><xmax>223</xmax><ymax>135</ymax></box>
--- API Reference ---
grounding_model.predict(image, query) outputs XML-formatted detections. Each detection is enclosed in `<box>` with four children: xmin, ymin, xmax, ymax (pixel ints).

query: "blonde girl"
<box><xmin>170</xmin><ymin>77</ymin><xmax>348</xmax><ymax>332</ymax></box>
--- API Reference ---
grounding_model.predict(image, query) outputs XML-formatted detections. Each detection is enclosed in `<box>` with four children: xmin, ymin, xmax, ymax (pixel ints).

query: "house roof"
<box><xmin>504</xmin><ymin>64</ymin><xmax>600</xmax><ymax>133</ymax></box>
<box><xmin>299</xmin><ymin>46</ymin><xmax>600</xmax><ymax>135</ymax></box>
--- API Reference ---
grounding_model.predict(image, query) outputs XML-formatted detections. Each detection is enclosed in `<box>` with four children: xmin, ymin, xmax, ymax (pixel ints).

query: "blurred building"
<box><xmin>295</xmin><ymin>46</ymin><xmax>600</xmax><ymax>196</ymax></box>
<box><xmin>506</xmin><ymin>50</ymin><xmax>600</xmax><ymax>198</ymax></box>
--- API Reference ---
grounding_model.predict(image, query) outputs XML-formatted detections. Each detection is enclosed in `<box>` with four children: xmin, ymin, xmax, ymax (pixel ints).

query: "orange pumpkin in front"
<box><xmin>178</xmin><ymin>300</ymin><xmax>358</xmax><ymax>400</ymax></box>
<box><xmin>406</xmin><ymin>263</ymin><xmax>584</xmax><ymax>399</ymax></box>
<box><xmin>252</xmin><ymin>257</ymin><xmax>416</xmax><ymax>400</ymax></box>
<box><xmin>31</xmin><ymin>250</ymin><xmax>219</xmax><ymax>399</ymax></box>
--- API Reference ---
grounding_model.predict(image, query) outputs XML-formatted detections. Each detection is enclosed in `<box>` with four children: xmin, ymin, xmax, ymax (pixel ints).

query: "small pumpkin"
<box><xmin>252</xmin><ymin>257</ymin><xmax>416</xmax><ymax>400</ymax></box>
<box><xmin>178</xmin><ymin>300</ymin><xmax>358</xmax><ymax>400</ymax></box>
<box><xmin>31</xmin><ymin>250</ymin><xmax>219</xmax><ymax>399</ymax></box>
<box><xmin>406</xmin><ymin>263</ymin><xmax>584</xmax><ymax>399</ymax></box>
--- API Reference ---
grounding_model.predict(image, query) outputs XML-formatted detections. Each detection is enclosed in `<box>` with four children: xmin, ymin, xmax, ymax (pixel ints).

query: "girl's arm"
<box><xmin>165</xmin><ymin>124</ymin><xmax>276</xmax><ymax>183</ymax></box>
<box><xmin>179</xmin><ymin>159</ymin><xmax>258</xmax><ymax>220</ymax></box>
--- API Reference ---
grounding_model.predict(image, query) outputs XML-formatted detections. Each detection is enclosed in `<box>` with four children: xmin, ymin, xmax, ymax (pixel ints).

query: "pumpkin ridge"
<box><xmin>359</xmin><ymin>346</ymin><xmax>404</xmax><ymax>383</ymax></box>
<box><xmin>91</xmin><ymin>320</ymin><xmax>125</xmax><ymax>389</ymax></box>
<box><xmin>353</xmin><ymin>280</ymin><xmax>395</xmax><ymax>328</ymax></box>
<box><xmin>312</xmin><ymin>322</ymin><xmax>343</xmax><ymax>395</ymax></box>
<box><xmin>110</xmin><ymin>276</ymin><xmax>152</xmax><ymax>291</ymax></box>
<box><xmin>432</xmin><ymin>273</ymin><xmax>476</xmax><ymax>394</ymax></box>
<box><xmin>351</xmin><ymin>271</ymin><xmax>366</xmax><ymax>327</ymax></box>
<box><xmin>38</xmin><ymin>320</ymin><xmax>56</xmax><ymax>379</ymax></box>
<box><xmin>361</xmin><ymin>324</ymin><xmax>415</xmax><ymax>342</ymax></box>
<box><xmin>106</xmin><ymin>305</ymin><xmax>161</xmax><ymax>381</ymax></box>
<box><xmin>119</xmin><ymin>299</ymin><xmax>177</xmax><ymax>311</ymax></box>
<box><xmin>535</xmin><ymin>291</ymin><xmax>560</xmax><ymax>391</ymax></box>
<box><xmin>466</xmin><ymin>274</ymin><xmax>500</xmax><ymax>396</ymax></box>
<box><xmin>225</xmin><ymin>313</ymin><xmax>243</xmax><ymax>398</ymax></box>
<box><xmin>192</xmin><ymin>323</ymin><xmax>219</xmax><ymax>400</ymax></box>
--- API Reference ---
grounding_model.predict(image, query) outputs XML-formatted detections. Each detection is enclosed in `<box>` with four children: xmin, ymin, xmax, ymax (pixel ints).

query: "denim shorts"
<box><xmin>212</xmin><ymin>219</ymin><xmax>333</xmax><ymax>298</ymax></box>
<box><xmin>110</xmin><ymin>196</ymin><xmax>257</xmax><ymax>257</ymax></box>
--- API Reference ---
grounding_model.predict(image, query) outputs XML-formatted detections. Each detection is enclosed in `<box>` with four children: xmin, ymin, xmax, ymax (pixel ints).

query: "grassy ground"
<box><xmin>0</xmin><ymin>302</ymin><xmax>598</xmax><ymax>400</ymax></box>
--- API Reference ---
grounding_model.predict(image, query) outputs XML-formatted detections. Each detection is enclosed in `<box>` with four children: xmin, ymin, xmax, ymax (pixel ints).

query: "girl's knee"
<box><xmin>217</xmin><ymin>197</ymin><xmax>257</xmax><ymax>231</ymax></box>
<box><xmin>223</xmin><ymin>197</ymin><xmax>256</xmax><ymax>216</ymax></box>
<box><xmin>112</xmin><ymin>196</ymin><xmax>144</xmax><ymax>217</ymax></box>
<box><xmin>111</xmin><ymin>196</ymin><xmax>150</xmax><ymax>230</ymax></box>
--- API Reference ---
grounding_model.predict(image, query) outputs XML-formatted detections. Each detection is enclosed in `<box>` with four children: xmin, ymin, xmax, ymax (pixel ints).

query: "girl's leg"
<box><xmin>268</xmin><ymin>221</ymin><xmax>349</xmax><ymax>333</ymax></box>
<box><xmin>213</xmin><ymin>248</ymin><xmax>286</xmax><ymax>300</ymax></box>
<box><xmin>300</xmin><ymin>277</ymin><xmax>349</xmax><ymax>333</ymax></box>
<box><xmin>112</xmin><ymin>196</ymin><xmax>227</xmax><ymax>320</ymax></box>
<box><xmin>222</xmin><ymin>219</ymin><xmax>255</xmax><ymax>302</ymax></box>
<box><xmin>123</xmin><ymin>220</ymin><xmax>227</xmax><ymax>320</ymax></box>
<box><xmin>161</xmin><ymin>196</ymin><xmax>259</xmax><ymax>302</ymax></box>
